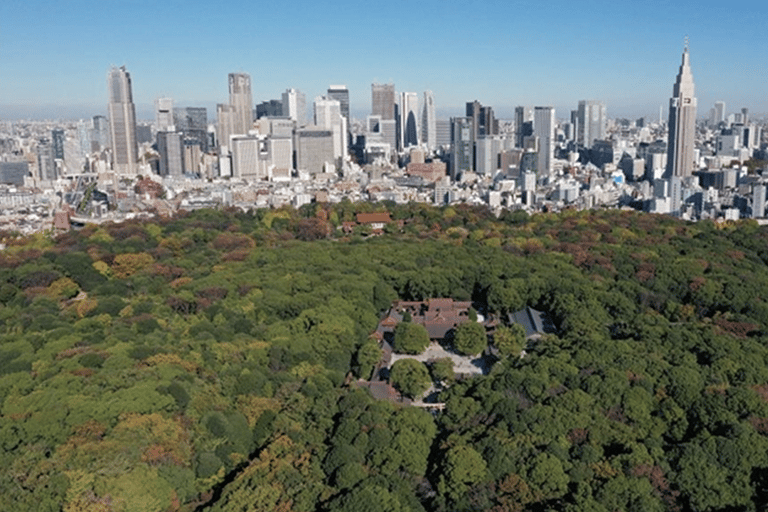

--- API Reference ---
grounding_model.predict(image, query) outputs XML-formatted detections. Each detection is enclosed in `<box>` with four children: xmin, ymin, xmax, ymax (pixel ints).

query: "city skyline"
<box><xmin>0</xmin><ymin>0</ymin><xmax>766</xmax><ymax>121</ymax></box>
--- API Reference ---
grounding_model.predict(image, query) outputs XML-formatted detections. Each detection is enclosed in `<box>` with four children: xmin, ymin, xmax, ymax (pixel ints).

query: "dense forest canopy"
<box><xmin>2</xmin><ymin>203</ymin><xmax>768</xmax><ymax>511</ymax></box>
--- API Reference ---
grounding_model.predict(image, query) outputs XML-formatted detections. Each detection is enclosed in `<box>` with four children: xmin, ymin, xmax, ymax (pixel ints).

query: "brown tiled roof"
<box><xmin>356</xmin><ymin>212</ymin><xmax>392</xmax><ymax>224</ymax></box>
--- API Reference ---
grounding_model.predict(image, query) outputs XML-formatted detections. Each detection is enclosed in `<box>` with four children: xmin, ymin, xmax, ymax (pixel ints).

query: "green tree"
<box><xmin>453</xmin><ymin>321</ymin><xmax>487</xmax><ymax>355</ymax></box>
<box><xmin>355</xmin><ymin>340</ymin><xmax>382</xmax><ymax>380</ymax></box>
<box><xmin>438</xmin><ymin>444</ymin><xmax>490</xmax><ymax>502</ymax></box>
<box><xmin>494</xmin><ymin>324</ymin><xmax>525</xmax><ymax>358</ymax></box>
<box><xmin>429</xmin><ymin>357</ymin><xmax>455</xmax><ymax>383</ymax></box>
<box><xmin>389</xmin><ymin>359</ymin><xmax>431</xmax><ymax>398</ymax></box>
<box><xmin>393</xmin><ymin>322</ymin><xmax>429</xmax><ymax>354</ymax></box>
<box><xmin>325</xmin><ymin>484</ymin><xmax>406</xmax><ymax>512</ymax></box>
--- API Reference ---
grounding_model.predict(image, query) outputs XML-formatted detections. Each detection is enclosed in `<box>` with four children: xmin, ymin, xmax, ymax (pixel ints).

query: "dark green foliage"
<box><xmin>393</xmin><ymin>322</ymin><xmax>429</xmax><ymax>354</ymax></box>
<box><xmin>0</xmin><ymin>350</ymin><xmax>31</xmax><ymax>375</ymax></box>
<box><xmin>78</xmin><ymin>352</ymin><xmax>104</xmax><ymax>368</ymax></box>
<box><xmin>52</xmin><ymin>251</ymin><xmax>106</xmax><ymax>290</ymax></box>
<box><xmin>390</xmin><ymin>359</ymin><xmax>431</xmax><ymax>398</ymax></box>
<box><xmin>160</xmin><ymin>381</ymin><xmax>190</xmax><ymax>409</ymax></box>
<box><xmin>429</xmin><ymin>357</ymin><xmax>454</xmax><ymax>383</ymax></box>
<box><xmin>195</xmin><ymin>452</ymin><xmax>224</xmax><ymax>478</ymax></box>
<box><xmin>452</xmin><ymin>321</ymin><xmax>487</xmax><ymax>355</ymax></box>
<box><xmin>90</xmin><ymin>295</ymin><xmax>126</xmax><ymax>316</ymax></box>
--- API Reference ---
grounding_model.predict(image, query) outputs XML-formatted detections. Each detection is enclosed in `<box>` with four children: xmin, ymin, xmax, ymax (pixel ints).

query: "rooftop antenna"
<box><xmin>684</xmin><ymin>35</ymin><xmax>689</xmax><ymax>52</ymax></box>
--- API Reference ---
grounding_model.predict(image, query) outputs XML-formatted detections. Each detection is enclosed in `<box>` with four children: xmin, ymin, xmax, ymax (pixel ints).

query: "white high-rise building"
<box><xmin>665</xmin><ymin>43</ymin><xmax>697</xmax><ymax>179</ymax></box>
<box><xmin>400</xmin><ymin>92</ymin><xmax>419</xmax><ymax>149</ymax></box>
<box><xmin>534</xmin><ymin>106</ymin><xmax>555</xmax><ymax>176</ymax></box>
<box><xmin>107</xmin><ymin>66</ymin><xmax>139</xmax><ymax>174</ymax></box>
<box><xmin>229</xmin><ymin>73</ymin><xmax>253</xmax><ymax>136</ymax></box>
<box><xmin>216</xmin><ymin>103</ymin><xmax>237</xmax><ymax>152</ymax></box>
<box><xmin>282</xmin><ymin>88</ymin><xmax>307</xmax><ymax>125</ymax></box>
<box><xmin>314</xmin><ymin>96</ymin><xmax>347</xmax><ymax>161</ymax></box>
<box><xmin>421</xmin><ymin>91</ymin><xmax>436</xmax><ymax>151</ymax></box>
<box><xmin>155</xmin><ymin>97</ymin><xmax>174</xmax><ymax>132</ymax></box>
<box><xmin>576</xmin><ymin>100</ymin><xmax>606</xmax><ymax>148</ymax></box>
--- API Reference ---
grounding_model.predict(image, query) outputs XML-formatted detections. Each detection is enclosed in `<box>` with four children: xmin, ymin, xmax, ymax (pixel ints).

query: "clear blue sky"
<box><xmin>1</xmin><ymin>0</ymin><xmax>766</xmax><ymax>121</ymax></box>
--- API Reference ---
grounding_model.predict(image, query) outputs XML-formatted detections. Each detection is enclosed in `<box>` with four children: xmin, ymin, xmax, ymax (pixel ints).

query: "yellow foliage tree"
<box><xmin>111</xmin><ymin>253</ymin><xmax>155</xmax><ymax>279</ymax></box>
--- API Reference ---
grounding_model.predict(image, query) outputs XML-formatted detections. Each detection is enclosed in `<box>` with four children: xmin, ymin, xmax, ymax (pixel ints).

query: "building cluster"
<box><xmin>1</xmin><ymin>44</ymin><xmax>767</xmax><ymax>234</ymax></box>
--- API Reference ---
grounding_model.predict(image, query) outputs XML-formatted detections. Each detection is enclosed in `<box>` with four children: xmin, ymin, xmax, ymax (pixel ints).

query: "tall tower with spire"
<box><xmin>665</xmin><ymin>40</ymin><xmax>697</xmax><ymax>178</ymax></box>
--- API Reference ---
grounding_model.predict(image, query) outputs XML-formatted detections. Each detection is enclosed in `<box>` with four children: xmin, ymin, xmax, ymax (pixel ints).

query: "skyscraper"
<box><xmin>155</xmin><ymin>97</ymin><xmax>174</xmax><ymax>131</ymax></box>
<box><xmin>255</xmin><ymin>100</ymin><xmax>283</xmax><ymax>119</ymax></box>
<box><xmin>514</xmin><ymin>106</ymin><xmax>534</xmax><ymax>148</ymax></box>
<box><xmin>327</xmin><ymin>85</ymin><xmax>350</xmax><ymax>122</ymax></box>
<box><xmin>157</xmin><ymin>131</ymin><xmax>184</xmax><ymax>177</ymax></box>
<box><xmin>91</xmin><ymin>116</ymin><xmax>110</xmax><ymax>153</ymax></box>
<box><xmin>173</xmin><ymin>107</ymin><xmax>209</xmax><ymax>152</ymax></box>
<box><xmin>400</xmin><ymin>92</ymin><xmax>419</xmax><ymax>148</ymax></box>
<box><xmin>216</xmin><ymin>103</ymin><xmax>237</xmax><ymax>151</ymax></box>
<box><xmin>107</xmin><ymin>66</ymin><xmax>138</xmax><ymax>174</ymax></box>
<box><xmin>466</xmin><ymin>101</ymin><xmax>497</xmax><ymax>139</ymax></box>
<box><xmin>314</xmin><ymin>96</ymin><xmax>347</xmax><ymax>160</ymax></box>
<box><xmin>665</xmin><ymin>42</ymin><xmax>697</xmax><ymax>179</ymax></box>
<box><xmin>282</xmin><ymin>88</ymin><xmax>307</xmax><ymax>125</ymax></box>
<box><xmin>421</xmin><ymin>91</ymin><xmax>436</xmax><ymax>151</ymax></box>
<box><xmin>713</xmin><ymin>101</ymin><xmax>726</xmax><ymax>126</ymax></box>
<box><xmin>51</xmin><ymin>129</ymin><xmax>65</xmax><ymax>160</ymax></box>
<box><xmin>576</xmin><ymin>100</ymin><xmax>606</xmax><ymax>148</ymax></box>
<box><xmin>372</xmin><ymin>83</ymin><xmax>395</xmax><ymax>121</ymax></box>
<box><xmin>533</xmin><ymin>106</ymin><xmax>555</xmax><ymax>176</ymax></box>
<box><xmin>37</xmin><ymin>140</ymin><xmax>56</xmax><ymax>180</ymax></box>
<box><xmin>451</xmin><ymin>117</ymin><xmax>473</xmax><ymax>179</ymax></box>
<box><xmin>229</xmin><ymin>73</ymin><xmax>253</xmax><ymax>136</ymax></box>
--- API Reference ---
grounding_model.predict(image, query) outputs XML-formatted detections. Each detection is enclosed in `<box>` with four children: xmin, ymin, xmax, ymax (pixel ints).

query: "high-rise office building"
<box><xmin>229</xmin><ymin>73</ymin><xmax>253</xmax><ymax>136</ymax></box>
<box><xmin>296</xmin><ymin>127</ymin><xmax>336</xmax><ymax>174</ymax></box>
<box><xmin>400</xmin><ymin>92</ymin><xmax>419</xmax><ymax>148</ymax></box>
<box><xmin>216</xmin><ymin>103</ymin><xmax>237</xmax><ymax>151</ymax></box>
<box><xmin>533</xmin><ymin>106</ymin><xmax>555</xmax><ymax>176</ymax></box>
<box><xmin>173</xmin><ymin>107</ymin><xmax>209</xmax><ymax>152</ymax></box>
<box><xmin>107</xmin><ymin>66</ymin><xmax>139</xmax><ymax>174</ymax></box>
<box><xmin>451</xmin><ymin>117</ymin><xmax>473</xmax><ymax>179</ymax></box>
<box><xmin>576</xmin><ymin>100</ymin><xmax>606</xmax><ymax>148</ymax></box>
<box><xmin>421</xmin><ymin>91</ymin><xmax>436</xmax><ymax>151</ymax></box>
<box><xmin>51</xmin><ymin>129</ymin><xmax>65</xmax><ymax>160</ymax></box>
<box><xmin>327</xmin><ymin>85</ymin><xmax>350</xmax><ymax>122</ymax></box>
<box><xmin>515</xmin><ymin>106</ymin><xmax>534</xmax><ymax>148</ymax></box>
<box><xmin>37</xmin><ymin>141</ymin><xmax>56</xmax><ymax>181</ymax></box>
<box><xmin>372</xmin><ymin>83</ymin><xmax>395</xmax><ymax>121</ymax></box>
<box><xmin>665</xmin><ymin>43</ymin><xmax>697</xmax><ymax>179</ymax></box>
<box><xmin>155</xmin><ymin>97</ymin><xmax>174</xmax><ymax>131</ymax></box>
<box><xmin>435</xmin><ymin>119</ymin><xmax>451</xmax><ymax>148</ymax></box>
<box><xmin>255</xmin><ymin>100</ymin><xmax>283</xmax><ymax>119</ymax></box>
<box><xmin>753</xmin><ymin>184</ymin><xmax>766</xmax><ymax>219</ymax></box>
<box><xmin>157</xmin><ymin>131</ymin><xmax>184</xmax><ymax>177</ymax></box>
<box><xmin>77</xmin><ymin>120</ymin><xmax>91</xmax><ymax>157</ymax></box>
<box><xmin>282</xmin><ymin>88</ymin><xmax>307</xmax><ymax>125</ymax></box>
<box><xmin>91</xmin><ymin>116</ymin><xmax>110</xmax><ymax>153</ymax></box>
<box><xmin>713</xmin><ymin>101</ymin><xmax>726</xmax><ymax>126</ymax></box>
<box><xmin>314</xmin><ymin>96</ymin><xmax>347</xmax><ymax>160</ymax></box>
<box><xmin>466</xmin><ymin>100</ymin><xmax>497</xmax><ymax>139</ymax></box>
